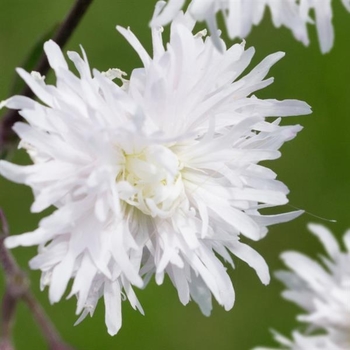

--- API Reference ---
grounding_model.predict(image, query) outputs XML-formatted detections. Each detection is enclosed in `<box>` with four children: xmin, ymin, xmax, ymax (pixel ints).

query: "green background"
<box><xmin>0</xmin><ymin>1</ymin><xmax>349</xmax><ymax>349</ymax></box>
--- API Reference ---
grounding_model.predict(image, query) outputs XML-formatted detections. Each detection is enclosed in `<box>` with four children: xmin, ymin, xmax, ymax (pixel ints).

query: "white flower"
<box><xmin>151</xmin><ymin>0</ymin><xmax>350</xmax><ymax>53</ymax></box>
<box><xmin>256</xmin><ymin>224</ymin><xmax>350</xmax><ymax>349</ymax></box>
<box><xmin>298</xmin><ymin>0</ymin><xmax>338</xmax><ymax>53</ymax></box>
<box><xmin>116</xmin><ymin>7</ymin><xmax>310</xmax><ymax>317</ymax></box>
<box><xmin>0</xmin><ymin>41</ymin><xmax>145</xmax><ymax>336</ymax></box>
<box><xmin>0</xmin><ymin>4</ymin><xmax>310</xmax><ymax>335</ymax></box>
<box><xmin>254</xmin><ymin>330</ymin><xmax>345</xmax><ymax>350</ymax></box>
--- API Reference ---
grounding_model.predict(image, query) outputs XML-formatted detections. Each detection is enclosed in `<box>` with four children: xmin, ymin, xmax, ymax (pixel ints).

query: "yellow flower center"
<box><xmin>119</xmin><ymin>145</ymin><xmax>185</xmax><ymax>218</ymax></box>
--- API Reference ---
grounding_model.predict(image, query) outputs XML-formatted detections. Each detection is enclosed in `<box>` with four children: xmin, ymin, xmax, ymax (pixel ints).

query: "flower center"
<box><xmin>118</xmin><ymin>145</ymin><xmax>185</xmax><ymax>218</ymax></box>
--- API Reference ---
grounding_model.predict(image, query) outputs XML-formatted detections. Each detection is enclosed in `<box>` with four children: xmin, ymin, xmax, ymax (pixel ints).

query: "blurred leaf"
<box><xmin>9</xmin><ymin>23</ymin><xmax>58</xmax><ymax>96</ymax></box>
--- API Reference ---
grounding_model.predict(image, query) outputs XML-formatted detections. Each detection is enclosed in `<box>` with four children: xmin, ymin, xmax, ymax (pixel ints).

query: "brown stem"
<box><xmin>0</xmin><ymin>211</ymin><xmax>9</xmax><ymax>236</ymax></box>
<box><xmin>0</xmin><ymin>0</ymin><xmax>94</xmax><ymax>157</ymax></box>
<box><xmin>22</xmin><ymin>293</ymin><xmax>74</xmax><ymax>350</ymax></box>
<box><xmin>0</xmin><ymin>338</ymin><xmax>15</xmax><ymax>350</ymax></box>
<box><xmin>0</xmin><ymin>212</ymin><xmax>20</xmax><ymax>278</ymax></box>
<box><xmin>0</xmin><ymin>292</ymin><xmax>17</xmax><ymax>350</ymax></box>
<box><xmin>31</xmin><ymin>0</ymin><xmax>94</xmax><ymax>86</ymax></box>
<box><xmin>0</xmin><ymin>209</ymin><xmax>74</xmax><ymax>350</ymax></box>
<box><xmin>0</xmin><ymin>210</ymin><xmax>22</xmax><ymax>349</ymax></box>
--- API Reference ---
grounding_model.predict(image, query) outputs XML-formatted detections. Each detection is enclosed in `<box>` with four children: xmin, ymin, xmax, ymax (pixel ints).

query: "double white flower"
<box><xmin>0</xmin><ymin>4</ymin><xmax>311</xmax><ymax>335</ymax></box>
<box><xmin>256</xmin><ymin>224</ymin><xmax>350</xmax><ymax>350</ymax></box>
<box><xmin>152</xmin><ymin>0</ymin><xmax>350</xmax><ymax>53</ymax></box>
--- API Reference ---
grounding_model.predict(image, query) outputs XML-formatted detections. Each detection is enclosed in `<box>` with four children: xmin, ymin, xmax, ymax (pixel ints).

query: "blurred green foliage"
<box><xmin>0</xmin><ymin>1</ymin><xmax>350</xmax><ymax>349</ymax></box>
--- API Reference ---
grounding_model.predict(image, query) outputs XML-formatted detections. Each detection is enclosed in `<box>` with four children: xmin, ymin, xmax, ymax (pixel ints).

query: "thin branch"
<box><xmin>0</xmin><ymin>210</ymin><xmax>24</xmax><ymax>350</ymax></box>
<box><xmin>0</xmin><ymin>338</ymin><xmax>14</xmax><ymax>350</ymax></box>
<box><xmin>0</xmin><ymin>0</ymin><xmax>94</xmax><ymax>156</ymax></box>
<box><xmin>0</xmin><ymin>209</ymin><xmax>74</xmax><ymax>350</ymax></box>
<box><xmin>22</xmin><ymin>293</ymin><xmax>74</xmax><ymax>350</ymax></box>
<box><xmin>0</xmin><ymin>211</ymin><xmax>9</xmax><ymax>237</ymax></box>
<box><xmin>0</xmin><ymin>292</ymin><xmax>17</xmax><ymax>350</ymax></box>
<box><xmin>26</xmin><ymin>0</ymin><xmax>94</xmax><ymax>92</ymax></box>
<box><xmin>0</xmin><ymin>212</ymin><xmax>21</xmax><ymax>278</ymax></box>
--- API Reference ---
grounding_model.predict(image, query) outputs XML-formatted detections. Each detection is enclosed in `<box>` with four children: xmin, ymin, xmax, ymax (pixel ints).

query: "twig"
<box><xmin>22</xmin><ymin>292</ymin><xmax>74</xmax><ymax>350</ymax></box>
<box><xmin>0</xmin><ymin>209</ymin><xmax>74</xmax><ymax>350</ymax></box>
<box><xmin>0</xmin><ymin>212</ymin><xmax>21</xmax><ymax>278</ymax></box>
<box><xmin>0</xmin><ymin>210</ymin><xmax>25</xmax><ymax>350</ymax></box>
<box><xmin>0</xmin><ymin>0</ymin><xmax>94</xmax><ymax>157</ymax></box>
<box><xmin>0</xmin><ymin>292</ymin><xmax>17</xmax><ymax>350</ymax></box>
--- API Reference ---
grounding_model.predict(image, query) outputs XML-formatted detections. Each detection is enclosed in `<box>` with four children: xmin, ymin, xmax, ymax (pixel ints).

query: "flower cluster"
<box><xmin>256</xmin><ymin>224</ymin><xmax>350</xmax><ymax>350</ymax></box>
<box><xmin>0</xmin><ymin>4</ymin><xmax>311</xmax><ymax>335</ymax></box>
<box><xmin>152</xmin><ymin>0</ymin><xmax>350</xmax><ymax>53</ymax></box>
